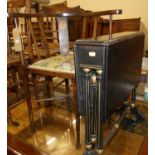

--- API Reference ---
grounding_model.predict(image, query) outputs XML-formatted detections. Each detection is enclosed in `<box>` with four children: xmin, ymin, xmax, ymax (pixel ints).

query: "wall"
<box><xmin>50</xmin><ymin>0</ymin><xmax>148</xmax><ymax>50</ymax></box>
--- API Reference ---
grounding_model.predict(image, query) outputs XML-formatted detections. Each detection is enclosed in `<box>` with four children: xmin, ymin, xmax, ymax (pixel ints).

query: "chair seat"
<box><xmin>7</xmin><ymin>54</ymin><xmax>20</xmax><ymax>67</ymax></box>
<box><xmin>28</xmin><ymin>54</ymin><xmax>75</xmax><ymax>74</ymax></box>
<box><xmin>7</xmin><ymin>54</ymin><xmax>30</xmax><ymax>68</ymax></box>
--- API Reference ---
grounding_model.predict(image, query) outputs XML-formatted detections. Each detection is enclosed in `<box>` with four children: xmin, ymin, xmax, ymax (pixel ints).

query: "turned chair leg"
<box><xmin>32</xmin><ymin>74</ymin><xmax>40</xmax><ymax>106</ymax></box>
<box><xmin>65</xmin><ymin>79</ymin><xmax>71</xmax><ymax>113</ymax></box>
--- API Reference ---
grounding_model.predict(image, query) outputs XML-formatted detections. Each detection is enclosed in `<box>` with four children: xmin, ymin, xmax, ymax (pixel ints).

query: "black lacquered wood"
<box><xmin>84</xmin><ymin>71</ymin><xmax>92</xmax><ymax>147</ymax></box>
<box><xmin>132</xmin><ymin>87</ymin><xmax>137</xmax><ymax>103</ymax></box>
<box><xmin>96</xmin><ymin>74</ymin><xmax>103</xmax><ymax>149</ymax></box>
<box><xmin>90</xmin><ymin>82</ymin><xmax>97</xmax><ymax>139</ymax></box>
<box><xmin>74</xmin><ymin>31</ymin><xmax>145</xmax><ymax>154</ymax></box>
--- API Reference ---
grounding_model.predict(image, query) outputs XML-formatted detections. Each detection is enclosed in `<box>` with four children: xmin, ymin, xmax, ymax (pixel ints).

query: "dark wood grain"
<box><xmin>8</xmin><ymin>9</ymin><xmax>122</xmax><ymax>18</ymax></box>
<box><xmin>138</xmin><ymin>133</ymin><xmax>148</xmax><ymax>155</ymax></box>
<box><xmin>8</xmin><ymin>132</ymin><xmax>48</xmax><ymax>155</ymax></box>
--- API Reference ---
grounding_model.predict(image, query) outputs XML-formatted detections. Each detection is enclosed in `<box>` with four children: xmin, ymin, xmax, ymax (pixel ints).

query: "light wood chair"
<box><xmin>7</xmin><ymin>0</ymin><xmax>28</xmax><ymax>126</ymax></box>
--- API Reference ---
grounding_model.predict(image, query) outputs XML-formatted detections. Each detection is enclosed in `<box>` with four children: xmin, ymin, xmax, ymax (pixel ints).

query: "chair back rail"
<box><xmin>8</xmin><ymin>9</ymin><xmax>122</xmax><ymax>56</ymax></box>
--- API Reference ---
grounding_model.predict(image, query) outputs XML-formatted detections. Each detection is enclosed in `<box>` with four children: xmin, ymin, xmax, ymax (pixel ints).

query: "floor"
<box><xmin>7</xmin><ymin>88</ymin><xmax>148</xmax><ymax>155</ymax></box>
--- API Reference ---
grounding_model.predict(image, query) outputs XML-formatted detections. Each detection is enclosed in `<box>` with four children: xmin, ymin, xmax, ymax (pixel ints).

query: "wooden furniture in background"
<box><xmin>7</xmin><ymin>0</ymin><xmax>28</xmax><ymax>126</ymax></box>
<box><xmin>28</xmin><ymin>17</ymin><xmax>141</xmax><ymax>43</ymax></box>
<box><xmin>68</xmin><ymin>17</ymin><xmax>141</xmax><ymax>40</ymax></box>
<box><xmin>101</xmin><ymin>17</ymin><xmax>141</xmax><ymax>35</ymax></box>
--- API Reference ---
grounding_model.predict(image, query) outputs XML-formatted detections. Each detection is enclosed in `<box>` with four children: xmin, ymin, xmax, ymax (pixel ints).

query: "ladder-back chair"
<box><xmin>7</xmin><ymin>0</ymin><xmax>27</xmax><ymax>126</ymax></box>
